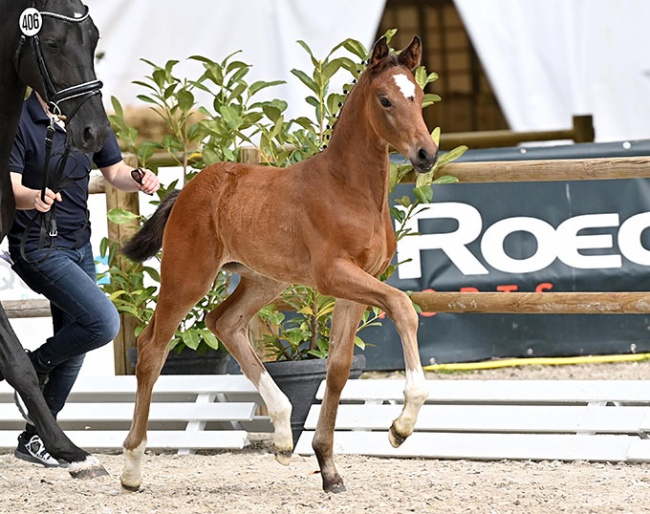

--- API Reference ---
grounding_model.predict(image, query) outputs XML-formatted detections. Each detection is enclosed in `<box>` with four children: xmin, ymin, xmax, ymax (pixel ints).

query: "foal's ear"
<box><xmin>398</xmin><ymin>36</ymin><xmax>423</xmax><ymax>71</ymax></box>
<box><xmin>368</xmin><ymin>36</ymin><xmax>390</xmax><ymax>69</ymax></box>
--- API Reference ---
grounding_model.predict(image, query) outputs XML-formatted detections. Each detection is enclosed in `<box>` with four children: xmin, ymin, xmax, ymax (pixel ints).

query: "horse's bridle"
<box><xmin>13</xmin><ymin>3</ymin><xmax>103</xmax><ymax>122</ymax></box>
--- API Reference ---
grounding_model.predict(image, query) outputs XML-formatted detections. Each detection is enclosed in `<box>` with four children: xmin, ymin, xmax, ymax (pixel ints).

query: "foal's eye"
<box><xmin>379</xmin><ymin>97</ymin><xmax>392</xmax><ymax>108</ymax></box>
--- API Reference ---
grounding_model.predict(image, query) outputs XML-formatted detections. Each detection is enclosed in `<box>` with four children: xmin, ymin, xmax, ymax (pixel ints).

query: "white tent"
<box><xmin>454</xmin><ymin>0</ymin><xmax>650</xmax><ymax>142</ymax></box>
<box><xmin>87</xmin><ymin>0</ymin><xmax>387</xmax><ymax>120</ymax></box>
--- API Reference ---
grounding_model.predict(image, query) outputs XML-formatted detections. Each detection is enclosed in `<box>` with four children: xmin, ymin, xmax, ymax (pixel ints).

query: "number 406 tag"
<box><xmin>19</xmin><ymin>8</ymin><xmax>42</xmax><ymax>37</ymax></box>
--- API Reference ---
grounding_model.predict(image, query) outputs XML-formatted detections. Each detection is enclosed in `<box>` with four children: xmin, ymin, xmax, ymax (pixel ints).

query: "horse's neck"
<box><xmin>323</xmin><ymin>89</ymin><xmax>390</xmax><ymax>209</ymax></box>
<box><xmin>0</xmin><ymin>39</ymin><xmax>26</xmax><ymax>241</ymax></box>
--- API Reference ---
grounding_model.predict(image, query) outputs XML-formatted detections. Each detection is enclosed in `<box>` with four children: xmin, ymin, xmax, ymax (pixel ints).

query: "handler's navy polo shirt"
<box><xmin>8</xmin><ymin>92</ymin><xmax>122</xmax><ymax>253</ymax></box>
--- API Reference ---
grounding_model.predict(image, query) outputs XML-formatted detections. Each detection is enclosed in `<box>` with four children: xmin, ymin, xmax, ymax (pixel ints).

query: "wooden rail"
<box><xmin>440</xmin><ymin>156</ymin><xmax>650</xmax><ymax>183</ymax></box>
<box><xmin>439</xmin><ymin>114</ymin><xmax>594</xmax><ymax>150</ymax></box>
<box><xmin>8</xmin><ymin>138</ymin><xmax>648</xmax><ymax>373</ymax></box>
<box><xmin>2</xmin><ymin>300</ymin><xmax>51</xmax><ymax>319</ymax></box>
<box><xmin>410</xmin><ymin>292</ymin><xmax>650</xmax><ymax>315</ymax></box>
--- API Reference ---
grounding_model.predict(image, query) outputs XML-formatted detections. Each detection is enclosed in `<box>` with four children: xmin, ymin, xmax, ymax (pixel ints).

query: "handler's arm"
<box><xmin>10</xmin><ymin>172</ymin><xmax>61</xmax><ymax>212</ymax></box>
<box><xmin>100</xmin><ymin>160</ymin><xmax>160</xmax><ymax>195</ymax></box>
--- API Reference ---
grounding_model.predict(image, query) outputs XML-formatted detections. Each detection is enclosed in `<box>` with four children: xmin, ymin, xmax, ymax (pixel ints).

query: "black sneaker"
<box><xmin>14</xmin><ymin>432</ymin><xmax>62</xmax><ymax>468</ymax></box>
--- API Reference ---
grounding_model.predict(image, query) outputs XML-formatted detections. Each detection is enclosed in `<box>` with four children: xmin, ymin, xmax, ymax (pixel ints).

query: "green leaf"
<box><xmin>437</xmin><ymin>144</ymin><xmax>468</xmax><ymax>167</ymax></box>
<box><xmin>382</xmin><ymin>28</ymin><xmax>398</xmax><ymax>43</ymax></box>
<box><xmin>176</xmin><ymin>89</ymin><xmax>194</xmax><ymax>113</ymax></box>
<box><xmin>416</xmin><ymin>170</ymin><xmax>434</xmax><ymax>188</ymax></box>
<box><xmin>227</xmin><ymin>82</ymin><xmax>247</xmax><ymax>104</ymax></box>
<box><xmin>107</xmin><ymin>208</ymin><xmax>140</xmax><ymax>224</ymax></box>
<box><xmin>430</xmin><ymin>127</ymin><xmax>441</xmax><ymax>146</ymax></box>
<box><xmin>434</xmin><ymin>175</ymin><xmax>460</xmax><ymax>184</ymax></box>
<box><xmin>181</xmin><ymin>329</ymin><xmax>200</xmax><ymax>350</ymax></box>
<box><xmin>111</xmin><ymin>96</ymin><xmax>124</xmax><ymax>118</ymax></box>
<box><xmin>326</xmin><ymin>93</ymin><xmax>345</xmax><ymax>117</ymax></box>
<box><xmin>342</xmin><ymin>39</ymin><xmax>368</xmax><ymax>59</ymax></box>
<box><xmin>290</xmin><ymin>69</ymin><xmax>319</xmax><ymax>94</ymax></box>
<box><xmin>322</xmin><ymin>59</ymin><xmax>343</xmax><ymax>82</ymax></box>
<box><xmin>135</xmin><ymin>94</ymin><xmax>159</xmax><ymax>105</ymax></box>
<box><xmin>249</xmin><ymin>80</ymin><xmax>286</xmax><ymax>96</ymax></box>
<box><xmin>413</xmin><ymin>184</ymin><xmax>433</xmax><ymax>203</ymax></box>
<box><xmin>295</xmin><ymin>40</ymin><xmax>315</xmax><ymax>60</ymax></box>
<box><xmin>414</xmin><ymin>66</ymin><xmax>428</xmax><ymax>88</ymax></box>
<box><xmin>200</xmin><ymin>329</ymin><xmax>220</xmax><ymax>350</ymax></box>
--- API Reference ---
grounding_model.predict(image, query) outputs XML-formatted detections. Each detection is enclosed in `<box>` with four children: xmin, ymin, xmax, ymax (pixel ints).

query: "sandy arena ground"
<box><xmin>1</xmin><ymin>361</ymin><xmax>650</xmax><ymax>514</ymax></box>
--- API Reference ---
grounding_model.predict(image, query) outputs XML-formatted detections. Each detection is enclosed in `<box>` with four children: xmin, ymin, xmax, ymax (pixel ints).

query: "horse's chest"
<box><xmin>348</xmin><ymin>219</ymin><xmax>395</xmax><ymax>275</ymax></box>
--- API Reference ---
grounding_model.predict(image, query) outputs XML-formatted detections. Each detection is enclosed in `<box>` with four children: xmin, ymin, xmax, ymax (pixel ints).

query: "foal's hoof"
<box><xmin>274</xmin><ymin>449</ymin><xmax>293</xmax><ymax>466</ymax></box>
<box><xmin>120</xmin><ymin>481</ymin><xmax>141</xmax><ymax>492</ymax></box>
<box><xmin>68</xmin><ymin>456</ymin><xmax>110</xmax><ymax>480</ymax></box>
<box><xmin>68</xmin><ymin>464</ymin><xmax>109</xmax><ymax>480</ymax></box>
<box><xmin>120</xmin><ymin>472</ymin><xmax>142</xmax><ymax>492</ymax></box>
<box><xmin>388</xmin><ymin>423</ymin><xmax>407</xmax><ymax>448</ymax></box>
<box><xmin>323</xmin><ymin>478</ymin><xmax>346</xmax><ymax>494</ymax></box>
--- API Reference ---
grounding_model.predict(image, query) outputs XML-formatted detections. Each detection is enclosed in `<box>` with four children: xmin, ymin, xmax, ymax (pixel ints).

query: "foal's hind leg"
<box><xmin>205</xmin><ymin>274</ymin><xmax>293</xmax><ymax>461</ymax></box>
<box><xmin>121</xmin><ymin>267</ymin><xmax>219</xmax><ymax>491</ymax></box>
<box><xmin>312</xmin><ymin>299</ymin><xmax>366</xmax><ymax>493</ymax></box>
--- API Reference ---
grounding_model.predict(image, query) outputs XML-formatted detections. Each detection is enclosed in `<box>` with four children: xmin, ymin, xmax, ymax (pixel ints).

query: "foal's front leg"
<box><xmin>312</xmin><ymin>300</ymin><xmax>366</xmax><ymax>493</ymax></box>
<box><xmin>318</xmin><ymin>260</ymin><xmax>429</xmax><ymax>447</ymax></box>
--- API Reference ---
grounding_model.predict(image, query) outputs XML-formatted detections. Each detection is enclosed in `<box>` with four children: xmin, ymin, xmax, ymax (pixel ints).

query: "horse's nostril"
<box><xmin>418</xmin><ymin>148</ymin><xmax>429</xmax><ymax>162</ymax></box>
<box><xmin>84</xmin><ymin>126</ymin><xmax>96</xmax><ymax>143</ymax></box>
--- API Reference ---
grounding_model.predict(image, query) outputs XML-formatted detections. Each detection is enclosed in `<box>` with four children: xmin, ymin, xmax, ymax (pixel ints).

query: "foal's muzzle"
<box><xmin>410</xmin><ymin>147</ymin><xmax>439</xmax><ymax>174</ymax></box>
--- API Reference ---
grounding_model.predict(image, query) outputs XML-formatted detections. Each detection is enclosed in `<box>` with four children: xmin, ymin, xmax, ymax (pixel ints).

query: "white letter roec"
<box><xmin>395</xmin><ymin>202</ymin><xmax>488</xmax><ymax>279</ymax></box>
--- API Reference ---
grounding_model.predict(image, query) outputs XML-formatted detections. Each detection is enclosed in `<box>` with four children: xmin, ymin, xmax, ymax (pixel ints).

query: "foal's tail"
<box><xmin>120</xmin><ymin>189</ymin><xmax>181</xmax><ymax>262</ymax></box>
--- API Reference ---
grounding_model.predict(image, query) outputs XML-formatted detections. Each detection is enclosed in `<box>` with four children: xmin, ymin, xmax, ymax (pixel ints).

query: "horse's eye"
<box><xmin>380</xmin><ymin>97</ymin><xmax>392</xmax><ymax>108</ymax></box>
<box><xmin>45</xmin><ymin>40</ymin><xmax>59</xmax><ymax>49</ymax></box>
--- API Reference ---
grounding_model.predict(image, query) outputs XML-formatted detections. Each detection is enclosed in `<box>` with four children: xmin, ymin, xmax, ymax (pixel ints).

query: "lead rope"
<box><xmin>19</xmin><ymin>116</ymin><xmax>74</xmax><ymax>264</ymax></box>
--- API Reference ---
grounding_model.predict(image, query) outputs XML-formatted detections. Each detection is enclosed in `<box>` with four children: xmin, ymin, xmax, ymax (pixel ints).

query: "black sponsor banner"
<box><xmin>360</xmin><ymin>178</ymin><xmax>650</xmax><ymax>371</ymax></box>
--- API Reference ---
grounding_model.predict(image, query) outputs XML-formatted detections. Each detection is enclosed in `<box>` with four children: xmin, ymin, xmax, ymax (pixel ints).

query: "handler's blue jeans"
<box><xmin>10</xmin><ymin>242</ymin><xmax>120</xmax><ymax>419</ymax></box>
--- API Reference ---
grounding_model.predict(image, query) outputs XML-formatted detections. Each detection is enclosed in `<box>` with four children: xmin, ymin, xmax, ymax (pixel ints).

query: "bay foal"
<box><xmin>120</xmin><ymin>36</ymin><xmax>437</xmax><ymax>493</ymax></box>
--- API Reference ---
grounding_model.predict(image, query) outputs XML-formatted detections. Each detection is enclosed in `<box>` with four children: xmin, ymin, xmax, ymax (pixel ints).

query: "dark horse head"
<box><xmin>13</xmin><ymin>0</ymin><xmax>111</xmax><ymax>152</ymax></box>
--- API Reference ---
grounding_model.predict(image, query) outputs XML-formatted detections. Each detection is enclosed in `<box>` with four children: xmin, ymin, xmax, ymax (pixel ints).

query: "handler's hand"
<box><xmin>34</xmin><ymin>188</ymin><xmax>62</xmax><ymax>213</ymax></box>
<box><xmin>131</xmin><ymin>168</ymin><xmax>160</xmax><ymax>195</ymax></box>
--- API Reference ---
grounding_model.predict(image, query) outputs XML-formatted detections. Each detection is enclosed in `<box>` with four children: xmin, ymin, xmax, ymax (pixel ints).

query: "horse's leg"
<box><xmin>121</xmin><ymin>262</ymin><xmax>220</xmax><ymax>490</ymax></box>
<box><xmin>317</xmin><ymin>259</ymin><xmax>428</xmax><ymax>447</ymax></box>
<box><xmin>0</xmin><ymin>307</ymin><xmax>107</xmax><ymax>478</ymax></box>
<box><xmin>312</xmin><ymin>299</ymin><xmax>366</xmax><ymax>493</ymax></box>
<box><xmin>205</xmin><ymin>274</ymin><xmax>293</xmax><ymax>462</ymax></box>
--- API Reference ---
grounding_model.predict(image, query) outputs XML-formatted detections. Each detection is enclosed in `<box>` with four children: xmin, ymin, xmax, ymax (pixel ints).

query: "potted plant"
<box><xmin>101</xmin><ymin>49</ymin><xmax>287</xmax><ymax>374</ymax></box>
<box><xmin>101</xmin><ymin>31</ymin><xmax>465</xmax><ymax>437</ymax></box>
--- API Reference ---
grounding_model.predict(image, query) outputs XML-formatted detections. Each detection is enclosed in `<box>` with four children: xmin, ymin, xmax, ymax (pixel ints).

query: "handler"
<box><xmin>8</xmin><ymin>91</ymin><xmax>159</xmax><ymax>467</ymax></box>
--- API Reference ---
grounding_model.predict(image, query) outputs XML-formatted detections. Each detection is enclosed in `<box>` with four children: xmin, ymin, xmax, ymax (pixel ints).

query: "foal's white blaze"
<box><xmin>393</xmin><ymin>73</ymin><xmax>416</xmax><ymax>100</ymax></box>
<box><xmin>258</xmin><ymin>371</ymin><xmax>293</xmax><ymax>451</ymax></box>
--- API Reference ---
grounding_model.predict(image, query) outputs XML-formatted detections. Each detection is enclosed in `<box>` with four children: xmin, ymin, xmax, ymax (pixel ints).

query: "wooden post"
<box><xmin>572</xmin><ymin>114</ymin><xmax>595</xmax><ymax>143</ymax></box>
<box><xmin>105</xmin><ymin>154</ymin><xmax>141</xmax><ymax>375</ymax></box>
<box><xmin>239</xmin><ymin>146</ymin><xmax>261</xmax><ymax>164</ymax></box>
